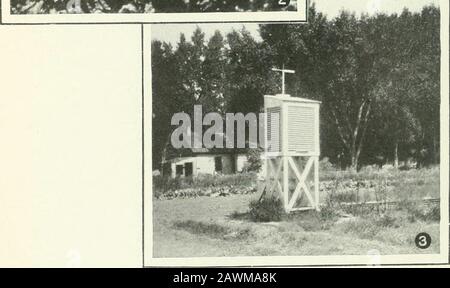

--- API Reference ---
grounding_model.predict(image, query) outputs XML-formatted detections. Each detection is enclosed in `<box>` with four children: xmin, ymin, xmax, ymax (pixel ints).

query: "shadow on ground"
<box><xmin>172</xmin><ymin>220</ymin><xmax>253</xmax><ymax>241</ymax></box>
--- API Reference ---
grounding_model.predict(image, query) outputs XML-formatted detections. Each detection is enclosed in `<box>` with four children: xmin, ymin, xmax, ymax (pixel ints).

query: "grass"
<box><xmin>152</xmin><ymin>167</ymin><xmax>441</xmax><ymax>258</ymax></box>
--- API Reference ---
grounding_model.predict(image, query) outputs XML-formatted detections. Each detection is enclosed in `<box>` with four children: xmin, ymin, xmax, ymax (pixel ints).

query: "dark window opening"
<box><xmin>184</xmin><ymin>162</ymin><xmax>193</xmax><ymax>177</ymax></box>
<box><xmin>176</xmin><ymin>165</ymin><xmax>184</xmax><ymax>176</ymax></box>
<box><xmin>230</xmin><ymin>156</ymin><xmax>236</xmax><ymax>173</ymax></box>
<box><xmin>215</xmin><ymin>157</ymin><xmax>223</xmax><ymax>173</ymax></box>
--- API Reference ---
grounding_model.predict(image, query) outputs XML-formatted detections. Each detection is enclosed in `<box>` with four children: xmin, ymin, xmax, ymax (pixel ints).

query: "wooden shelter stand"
<box><xmin>263</xmin><ymin>153</ymin><xmax>320</xmax><ymax>213</ymax></box>
<box><xmin>262</xmin><ymin>93</ymin><xmax>321</xmax><ymax>214</ymax></box>
<box><xmin>262</xmin><ymin>69</ymin><xmax>321</xmax><ymax>213</ymax></box>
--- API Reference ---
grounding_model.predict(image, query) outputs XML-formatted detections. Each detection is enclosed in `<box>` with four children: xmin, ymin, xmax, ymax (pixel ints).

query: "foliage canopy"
<box><xmin>151</xmin><ymin>5</ymin><xmax>440</xmax><ymax>171</ymax></box>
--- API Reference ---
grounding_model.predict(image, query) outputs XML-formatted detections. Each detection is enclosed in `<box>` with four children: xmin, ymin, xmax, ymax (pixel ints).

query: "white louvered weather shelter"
<box><xmin>263</xmin><ymin>94</ymin><xmax>321</xmax><ymax>213</ymax></box>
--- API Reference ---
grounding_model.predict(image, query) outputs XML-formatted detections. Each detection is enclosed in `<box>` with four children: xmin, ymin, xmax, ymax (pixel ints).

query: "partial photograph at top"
<box><xmin>10</xmin><ymin>0</ymin><xmax>298</xmax><ymax>14</ymax></box>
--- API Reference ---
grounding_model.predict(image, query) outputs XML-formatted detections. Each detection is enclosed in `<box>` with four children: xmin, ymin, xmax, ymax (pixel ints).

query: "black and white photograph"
<box><xmin>0</xmin><ymin>0</ymin><xmax>448</xmax><ymax>269</ymax></box>
<box><xmin>10</xmin><ymin>0</ymin><xmax>298</xmax><ymax>14</ymax></box>
<box><xmin>3</xmin><ymin>0</ymin><xmax>307</xmax><ymax>24</ymax></box>
<box><xmin>148</xmin><ymin>0</ymin><xmax>447</xmax><ymax>264</ymax></box>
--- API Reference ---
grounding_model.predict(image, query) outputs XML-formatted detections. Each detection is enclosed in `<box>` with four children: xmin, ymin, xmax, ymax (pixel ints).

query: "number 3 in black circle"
<box><xmin>277</xmin><ymin>0</ymin><xmax>291</xmax><ymax>8</ymax></box>
<box><xmin>415</xmin><ymin>233</ymin><xmax>432</xmax><ymax>249</ymax></box>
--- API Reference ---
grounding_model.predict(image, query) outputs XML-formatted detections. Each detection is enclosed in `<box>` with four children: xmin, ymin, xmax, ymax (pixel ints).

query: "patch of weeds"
<box><xmin>234</xmin><ymin>227</ymin><xmax>254</xmax><ymax>240</ymax></box>
<box><xmin>173</xmin><ymin>220</ymin><xmax>229</xmax><ymax>238</ymax></box>
<box><xmin>253</xmin><ymin>247</ymin><xmax>278</xmax><ymax>256</ymax></box>
<box><xmin>375</xmin><ymin>214</ymin><xmax>399</xmax><ymax>228</ymax></box>
<box><xmin>282</xmin><ymin>232</ymin><xmax>297</xmax><ymax>243</ymax></box>
<box><xmin>425</xmin><ymin>205</ymin><xmax>440</xmax><ymax>222</ymax></box>
<box><xmin>410</xmin><ymin>204</ymin><xmax>440</xmax><ymax>222</ymax></box>
<box><xmin>297</xmin><ymin>218</ymin><xmax>321</xmax><ymax>232</ymax></box>
<box><xmin>416</xmin><ymin>179</ymin><xmax>425</xmax><ymax>186</ymax></box>
<box><xmin>228</xmin><ymin>210</ymin><xmax>250</xmax><ymax>221</ymax></box>
<box><xmin>248</xmin><ymin>197</ymin><xmax>286</xmax><ymax>222</ymax></box>
<box><xmin>331</xmin><ymin>191</ymin><xmax>358</xmax><ymax>203</ymax></box>
<box><xmin>398</xmin><ymin>200</ymin><xmax>440</xmax><ymax>223</ymax></box>
<box><xmin>287</xmin><ymin>210</ymin><xmax>336</xmax><ymax>231</ymax></box>
<box><xmin>341</xmin><ymin>218</ymin><xmax>381</xmax><ymax>239</ymax></box>
<box><xmin>318</xmin><ymin>200</ymin><xmax>341</xmax><ymax>221</ymax></box>
<box><xmin>340</xmin><ymin>213</ymin><xmax>399</xmax><ymax>239</ymax></box>
<box><xmin>294</xmin><ymin>235</ymin><xmax>308</xmax><ymax>246</ymax></box>
<box><xmin>173</xmin><ymin>220</ymin><xmax>254</xmax><ymax>241</ymax></box>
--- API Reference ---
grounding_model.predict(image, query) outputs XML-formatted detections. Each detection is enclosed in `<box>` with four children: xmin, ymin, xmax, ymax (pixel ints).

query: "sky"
<box><xmin>151</xmin><ymin>23</ymin><xmax>261</xmax><ymax>46</ymax></box>
<box><xmin>151</xmin><ymin>0</ymin><xmax>440</xmax><ymax>45</ymax></box>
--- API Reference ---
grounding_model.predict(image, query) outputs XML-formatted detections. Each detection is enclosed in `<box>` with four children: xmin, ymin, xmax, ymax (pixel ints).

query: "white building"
<box><xmin>162</xmin><ymin>148</ymin><xmax>263</xmax><ymax>178</ymax></box>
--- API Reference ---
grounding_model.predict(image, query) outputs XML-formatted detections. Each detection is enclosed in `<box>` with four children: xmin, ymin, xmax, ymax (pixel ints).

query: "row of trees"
<box><xmin>152</xmin><ymin>5</ymin><xmax>440</xmax><ymax>171</ymax></box>
<box><xmin>11</xmin><ymin>0</ymin><xmax>296</xmax><ymax>14</ymax></box>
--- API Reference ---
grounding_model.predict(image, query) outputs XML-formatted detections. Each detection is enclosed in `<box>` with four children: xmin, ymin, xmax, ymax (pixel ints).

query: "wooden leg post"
<box><xmin>314</xmin><ymin>156</ymin><xmax>320</xmax><ymax>211</ymax></box>
<box><xmin>283</xmin><ymin>156</ymin><xmax>289</xmax><ymax>212</ymax></box>
<box><xmin>264</xmin><ymin>155</ymin><xmax>270</xmax><ymax>201</ymax></box>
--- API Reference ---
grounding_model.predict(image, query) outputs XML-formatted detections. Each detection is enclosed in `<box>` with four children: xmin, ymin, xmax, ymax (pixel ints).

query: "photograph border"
<box><xmin>143</xmin><ymin>0</ymin><xmax>450</xmax><ymax>267</ymax></box>
<box><xmin>1</xmin><ymin>0</ymin><xmax>308</xmax><ymax>24</ymax></box>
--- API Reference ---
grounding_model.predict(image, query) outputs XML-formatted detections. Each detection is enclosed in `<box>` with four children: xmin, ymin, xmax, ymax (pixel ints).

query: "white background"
<box><xmin>0</xmin><ymin>25</ymin><xmax>142</xmax><ymax>267</ymax></box>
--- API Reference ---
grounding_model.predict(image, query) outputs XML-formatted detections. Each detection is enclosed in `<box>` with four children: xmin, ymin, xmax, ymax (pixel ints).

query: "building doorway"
<box><xmin>184</xmin><ymin>162</ymin><xmax>193</xmax><ymax>177</ymax></box>
<box><xmin>175</xmin><ymin>165</ymin><xmax>184</xmax><ymax>177</ymax></box>
<box><xmin>214</xmin><ymin>156</ymin><xmax>223</xmax><ymax>173</ymax></box>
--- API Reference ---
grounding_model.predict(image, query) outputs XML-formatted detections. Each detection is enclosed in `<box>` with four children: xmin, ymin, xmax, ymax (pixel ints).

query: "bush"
<box><xmin>152</xmin><ymin>175</ymin><xmax>186</xmax><ymax>198</ymax></box>
<box><xmin>317</xmin><ymin>195</ymin><xmax>342</xmax><ymax>221</ymax></box>
<box><xmin>425</xmin><ymin>205</ymin><xmax>440</xmax><ymax>222</ymax></box>
<box><xmin>399</xmin><ymin>200</ymin><xmax>440</xmax><ymax>223</ymax></box>
<box><xmin>319</xmin><ymin>157</ymin><xmax>335</xmax><ymax>172</ymax></box>
<box><xmin>242</xmin><ymin>149</ymin><xmax>263</xmax><ymax>173</ymax></box>
<box><xmin>248</xmin><ymin>197</ymin><xmax>286</xmax><ymax>222</ymax></box>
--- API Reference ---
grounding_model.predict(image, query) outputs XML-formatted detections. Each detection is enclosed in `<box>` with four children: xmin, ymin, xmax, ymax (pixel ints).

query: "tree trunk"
<box><xmin>330</xmin><ymin>100</ymin><xmax>371</xmax><ymax>173</ymax></box>
<box><xmin>350</xmin><ymin>144</ymin><xmax>359</xmax><ymax>171</ymax></box>
<box><xmin>394</xmin><ymin>141</ymin><xmax>399</xmax><ymax>169</ymax></box>
<box><xmin>352</xmin><ymin>101</ymin><xmax>371</xmax><ymax>172</ymax></box>
<box><xmin>350</xmin><ymin>154</ymin><xmax>358</xmax><ymax>172</ymax></box>
<box><xmin>433</xmin><ymin>134</ymin><xmax>438</xmax><ymax>164</ymax></box>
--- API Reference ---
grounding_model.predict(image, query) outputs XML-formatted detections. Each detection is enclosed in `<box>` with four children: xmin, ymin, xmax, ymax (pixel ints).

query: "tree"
<box><xmin>367</xmin><ymin>6</ymin><xmax>440</xmax><ymax>168</ymax></box>
<box><xmin>225</xmin><ymin>28</ymin><xmax>278</xmax><ymax>114</ymax></box>
<box><xmin>152</xmin><ymin>29</ymin><xmax>229</xmax><ymax>168</ymax></box>
<box><xmin>198</xmin><ymin>30</ymin><xmax>228</xmax><ymax>114</ymax></box>
<box><xmin>261</xmin><ymin>9</ymin><xmax>379</xmax><ymax>170</ymax></box>
<box><xmin>151</xmin><ymin>6</ymin><xmax>441</xmax><ymax>171</ymax></box>
<box><xmin>151</xmin><ymin>40</ymin><xmax>180</xmax><ymax>170</ymax></box>
<box><xmin>260</xmin><ymin>5</ymin><xmax>440</xmax><ymax>170</ymax></box>
<box><xmin>407</xmin><ymin>6</ymin><xmax>440</xmax><ymax>167</ymax></box>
